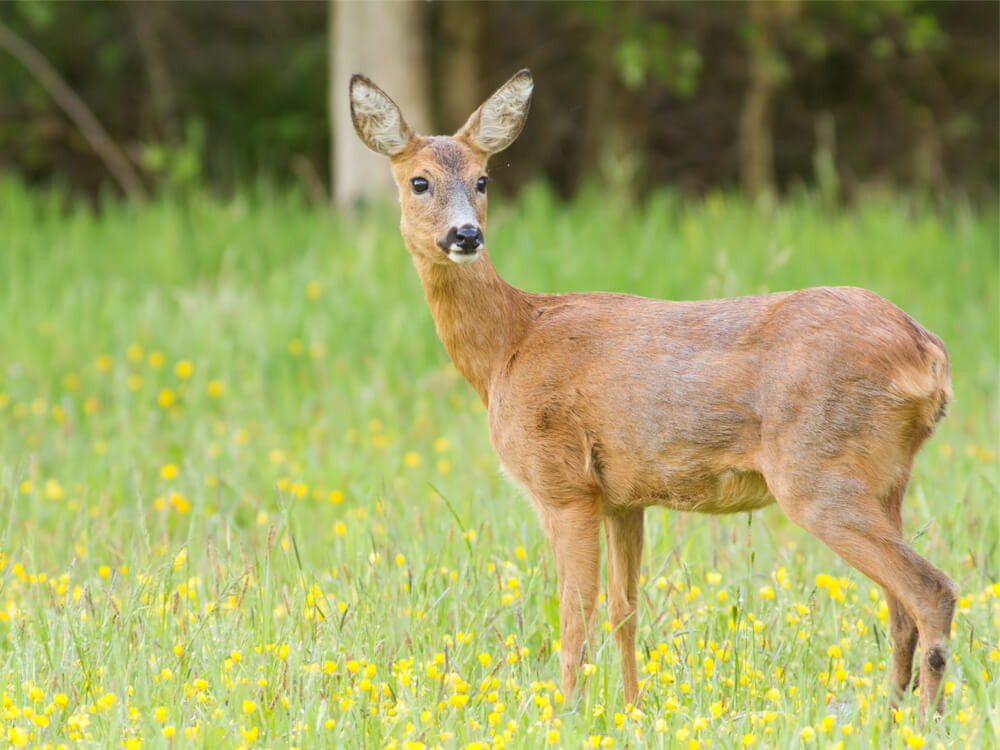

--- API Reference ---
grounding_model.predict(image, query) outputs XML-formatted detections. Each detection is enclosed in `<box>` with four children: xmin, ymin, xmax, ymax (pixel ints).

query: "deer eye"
<box><xmin>476</xmin><ymin>176</ymin><xmax>489</xmax><ymax>194</ymax></box>
<box><xmin>410</xmin><ymin>177</ymin><xmax>429</xmax><ymax>194</ymax></box>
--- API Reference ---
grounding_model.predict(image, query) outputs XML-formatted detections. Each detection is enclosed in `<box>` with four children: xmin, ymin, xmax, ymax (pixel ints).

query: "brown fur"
<box><xmin>350</xmin><ymin>70</ymin><xmax>956</xmax><ymax>719</ymax></box>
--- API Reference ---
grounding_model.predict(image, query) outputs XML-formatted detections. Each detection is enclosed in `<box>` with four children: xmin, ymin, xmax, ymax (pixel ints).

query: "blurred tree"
<box><xmin>127</xmin><ymin>2</ymin><xmax>180</xmax><ymax>147</ymax></box>
<box><xmin>0</xmin><ymin>1</ymin><xmax>994</xmax><ymax>201</ymax></box>
<box><xmin>739</xmin><ymin>0</ymin><xmax>801</xmax><ymax>200</ymax></box>
<box><xmin>0</xmin><ymin>15</ymin><xmax>146</xmax><ymax>199</ymax></box>
<box><xmin>432</xmin><ymin>2</ymin><xmax>487</xmax><ymax>133</ymax></box>
<box><xmin>330</xmin><ymin>0</ymin><xmax>430</xmax><ymax>207</ymax></box>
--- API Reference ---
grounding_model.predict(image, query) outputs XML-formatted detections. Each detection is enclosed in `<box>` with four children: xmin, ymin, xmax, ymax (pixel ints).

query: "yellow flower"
<box><xmin>161</xmin><ymin>463</ymin><xmax>178</xmax><ymax>479</ymax></box>
<box><xmin>905</xmin><ymin>734</ymin><xmax>925</xmax><ymax>749</ymax></box>
<box><xmin>241</xmin><ymin>726</ymin><xmax>259</xmax><ymax>742</ymax></box>
<box><xmin>7</xmin><ymin>726</ymin><xmax>28</xmax><ymax>748</ymax></box>
<box><xmin>175</xmin><ymin>360</ymin><xmax>193</xmax><ymax>378</ymax></box>
<box><xmin>158</xmin><ymin>388</ymin><xmax>175</xmax><ymax>408</ymax></box>
<box><xmin>815</xmin><ymin>574</ymin><xmax>845</xmax><ymax>601</ymax></box>
<box><xmin>404</xmin><ymin>451</ymin><xmax>420</xmax><ymax>467</ymax></box>
<box><xmin>242</xmin><ymin>699</ymin><xmax>256</xmax><ymax>714</ymax></box>
<box><xmin>546</xmin><ymin>729</ymin><xmax>560</xmax><ymax>745</ymax></box>
<box><xmin>759</xmin><ymin>585</ymin><xmax>775</xmax><ymax>600</ymax></box>
<box><xmin>154</xmin><ymin>706</ymin><xmax>167</xmax><ymax>722</ymax></box>
<box><xmin>306</xmin><ymin>281</ymin><xmax>323</xmax><ymax>299</ymax></box>
<box><xmin>742</xmin><ymin>733</ymin><xmax>756</xmax><ymax>746</ymax></box>
<box><xmin>45</xmin><ymin>478</ymin><xmax>65</xmax><ymax>500</ymax></box>
<box><xmin>207</xmin><ymin>380</ymin><xmax>225</xmax><ymax>397</ymax></box>
<box><xmin>98</xmin><ymin>565</ymin><xmax>111</xmax><ymax>579</ymax></box>
<box><xmin>448</xmin><ymin>694</ymin><xmax>469</xmax><ymax>708</ymax></box>
<box><xmin>801</xmin><ymin>727</ymin><xmax>815</xmax><ymax>740</ymax></box>
<box><xmin>169</xmin><ymin>492</ymin><xmax>190</xmax><ymax>513</ymax></box>
<box><xmin>329</xmin><ymin>489</ymin><xmax>344</xmax><ymax>504</ymax></box>
<box><xmin>819</xmin><ymin>715</ymin><xmax>835</xmax><ymax>733</ymax></box>
<box><xmin>54</xmin><ymin>693</ymin><xmax>69</xmax><ymax>709</ymax></box>
<box><xmin>96</xmin><ymin>354</ymin><xmax>113</xmax><ymax>372</ymax></box>
<box><xmin>162</xmin><ymin>726</ymin><xmax>176</xmax><ymax>739</ymax></box>
<box><xmin>827</xmin><ymin>645</ymin><xmax>842</xmax><ymax>659</ymax></box>
<box><xmin>478</xmin><ymin>653</ymin><xmax>491</xmax><ymax>667</ymax></box>
<box><xmin>334</xmin><ymin>521</ymin><xmax>346</xmax><ymax>536</ymax></box>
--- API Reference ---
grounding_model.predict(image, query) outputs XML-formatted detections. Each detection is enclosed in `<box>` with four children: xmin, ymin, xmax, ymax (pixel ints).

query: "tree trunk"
<box><xmin>330</xmin><ymin>0</ymin><xmax>430</xmax><ymax>207</ymax></box>
<box><xmin>128</xmin><ymin>2</ymin><xmax>181</xmax><ymax>145</ymax></box>
<box><xmin>739</xmin><ymin>0</ymin><xmax>777</xmax><ymax>200</ymax></box>
<box><xmin>435</xmin><ymin>2</ymin><xmax>485</xmax><ymax>133</ymax></box>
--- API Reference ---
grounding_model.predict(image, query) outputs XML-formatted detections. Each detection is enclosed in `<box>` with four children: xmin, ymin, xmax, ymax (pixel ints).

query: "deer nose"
<box><xmin>455</xmin><ymin>224</ymin><xmax>483</xmax><ymax>251</ymax></box>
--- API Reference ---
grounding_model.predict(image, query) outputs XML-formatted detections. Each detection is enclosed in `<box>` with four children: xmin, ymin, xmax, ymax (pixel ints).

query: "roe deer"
<box><xmin>349</xmin><ymin>69</ymin><xmax>956</xmax><ymax>717</ymax></box>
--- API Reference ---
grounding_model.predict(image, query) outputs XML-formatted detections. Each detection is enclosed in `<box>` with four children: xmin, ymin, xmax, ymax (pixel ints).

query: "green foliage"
<box><xmin>0</xmin><ymin>2</ymin><xmax>995</xmax><ymax>198</ymax></box>
<box><xmin>614</xmin><ymin>17</ymin><xmax>701</xmax><ymax>96</ymax></box>
<box><xmin>140</xmin><ymin>119</ymin><xmax>206</xmax><ymax>192</ymax></box>
<box><xmin>0</xmin><ymin>181</ymin><xmax>996</xmax><ymax>747</ymax></box>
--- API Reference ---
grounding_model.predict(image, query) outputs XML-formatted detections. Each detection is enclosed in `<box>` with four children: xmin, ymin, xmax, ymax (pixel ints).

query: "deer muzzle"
<box><xmin>438</xmin><ymin>224</ymin><xmax>484</xmax><ymax>263</ymax></box>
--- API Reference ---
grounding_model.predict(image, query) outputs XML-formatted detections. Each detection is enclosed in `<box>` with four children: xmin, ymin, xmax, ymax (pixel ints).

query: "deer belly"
<box><xmin>620</xmin><ymin>468</ymin><xmax>776</xmax><ymax>515</ymax></box>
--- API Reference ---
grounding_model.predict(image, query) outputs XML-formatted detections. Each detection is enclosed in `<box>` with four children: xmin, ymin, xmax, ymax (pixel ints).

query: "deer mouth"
<box><xmin>444</xmin><ymin>246</ymin><xmax>481</xmax><ymax>264</ymax></box>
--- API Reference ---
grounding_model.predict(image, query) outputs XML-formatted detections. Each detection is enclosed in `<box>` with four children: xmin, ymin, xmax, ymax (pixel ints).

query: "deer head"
<box><xmin>350</xmin><ymin>70</ymin><xmax>533</xmax><ymax>265</ymax></box>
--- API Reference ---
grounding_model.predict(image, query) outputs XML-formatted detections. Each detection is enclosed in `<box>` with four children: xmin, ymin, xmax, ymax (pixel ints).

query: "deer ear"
<box><xmin>457</xmin><ymin>69</ymin><xmax>533</xmax><ymax>156</ymax></box>
<box><xmin>350</xmin><ymin>74</ymin><xmax>414</xmax><ymax>157</ymax></box>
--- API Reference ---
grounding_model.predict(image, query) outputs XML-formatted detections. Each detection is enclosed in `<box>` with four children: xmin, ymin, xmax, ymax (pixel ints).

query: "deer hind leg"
<box><xmin>881</xmin><ymin>481</ymin><xmax>920</xmax><ymax>706</ymax></box>
<box><xmin>604</xmin><ymin>508</ymin><xmax>644</xmax><ymax>707</ymax></box>
<box><xmin>540</xmin><ymin>501</ymin><xmax>602</xmax><ymax>699</ymax></box>
<box><xmin>886</xmin><ymin>592</ymin><xmax>919</xmax><ymax>703</ymax></box>
<box><xmin>773</xmin><ymin>474</ymin><xmax>956</xmax><ymax>720</ymax></box>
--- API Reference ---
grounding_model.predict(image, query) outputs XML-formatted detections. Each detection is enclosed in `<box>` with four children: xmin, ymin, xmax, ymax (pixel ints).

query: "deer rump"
<box><xmin>488</xmin><ymin>285</ymin><xmax>950</xmax><ymax>517</ymax></box>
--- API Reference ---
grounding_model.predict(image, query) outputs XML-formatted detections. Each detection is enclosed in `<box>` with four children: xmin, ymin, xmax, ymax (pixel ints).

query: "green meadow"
<box><xmin>0</xmin><ymin>177</ymin><xmax>997</xmax><ymax>749</ymax></box>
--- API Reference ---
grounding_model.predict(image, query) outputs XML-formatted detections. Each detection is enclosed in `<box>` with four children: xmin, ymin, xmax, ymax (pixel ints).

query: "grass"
<box><xmin>0</xmin><ymin>176</ymin><xmax>997</xmax><ymax>749</ymax></box>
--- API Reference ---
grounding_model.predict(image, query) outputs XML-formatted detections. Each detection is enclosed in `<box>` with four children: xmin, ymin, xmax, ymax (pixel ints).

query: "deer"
<box><xmin>349</xmin><ymin>69</ymin><xmax>956</xmax><ymax>719</ymax></box>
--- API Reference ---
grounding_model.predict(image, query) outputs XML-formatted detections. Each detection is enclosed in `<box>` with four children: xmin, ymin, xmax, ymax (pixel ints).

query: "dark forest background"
<box><xmin>0</xmin><ymin>1</ymin><xmax>996</xmax><ymax>204</ymax></box>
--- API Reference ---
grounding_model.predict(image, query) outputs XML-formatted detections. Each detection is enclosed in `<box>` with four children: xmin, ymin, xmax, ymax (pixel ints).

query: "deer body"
<box><xmin>351</xmin><ymin>70</ymin><xmax>956</xmax><ymax>718</ymax></box>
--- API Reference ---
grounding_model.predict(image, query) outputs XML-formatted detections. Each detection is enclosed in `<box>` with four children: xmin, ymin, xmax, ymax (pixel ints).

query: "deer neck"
<box><xmin>411</xmin><ymin>250</ymin><xmax>536</xmax><ymax>405</ymax></box>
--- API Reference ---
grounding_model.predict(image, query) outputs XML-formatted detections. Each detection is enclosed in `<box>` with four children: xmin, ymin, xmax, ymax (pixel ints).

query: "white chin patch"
<box><xmin>446</xmin><ymin>247</ymin><xmax>481</xmax><ymax>264</ymax></box>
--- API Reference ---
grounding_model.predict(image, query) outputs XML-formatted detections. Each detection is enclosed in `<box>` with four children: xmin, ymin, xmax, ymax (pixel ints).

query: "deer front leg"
<box><xmin>605</xmin><ymin>509</ymin><xmax>644</xmax><ymax>707</ymax></box>
<box><xmin>543</xmin><ymin>503</ymin><xmax>602</xmax><ymax>699</ymax></box>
